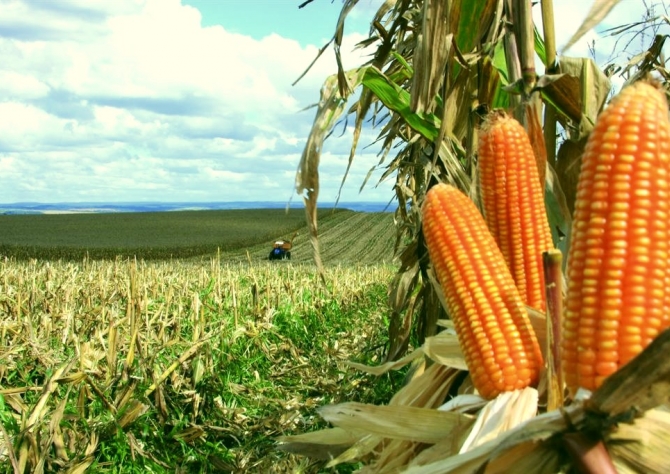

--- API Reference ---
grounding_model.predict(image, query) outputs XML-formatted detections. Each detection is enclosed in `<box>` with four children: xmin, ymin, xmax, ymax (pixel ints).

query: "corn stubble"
<box><xmin>0</xmin><ymin>257</ymin><xmax>395</xmax><ymax>472</ymax></box>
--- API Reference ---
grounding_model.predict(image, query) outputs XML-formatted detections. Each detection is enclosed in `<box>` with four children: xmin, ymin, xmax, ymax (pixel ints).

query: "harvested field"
<box><xmin>0</xmin><ymin>251</ymin><xmax>404</xmax><ymax>472</ymax></box>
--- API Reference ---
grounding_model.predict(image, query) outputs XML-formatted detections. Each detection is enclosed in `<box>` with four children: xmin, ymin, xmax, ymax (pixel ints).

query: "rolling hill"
<box><xmin>0</xmin><ymin>208</ymin><xmax>398</xmax><ymax>264</ymax></box>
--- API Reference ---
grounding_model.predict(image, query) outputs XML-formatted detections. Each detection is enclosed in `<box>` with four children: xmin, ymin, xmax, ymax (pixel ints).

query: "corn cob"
<box><xmin>422</xmin><ymin>183</ymin><xmax>543</xmax><ymax>399</ymax></box>
<box><xmin>562</xmin><ymin>81</ymin><xmax>670</xmax><ymax>392</ymax></box>
<box><xmin>478</xmin><ymin>112</ymin><xmax>554</xmax><ymax>311</ymax></box>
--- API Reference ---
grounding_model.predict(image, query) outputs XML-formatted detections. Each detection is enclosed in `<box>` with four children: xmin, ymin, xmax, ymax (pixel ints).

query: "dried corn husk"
<box><xmin>279</xmin><ymin>326</ymin><xmax>670</xmax><ymax>473</ymax></box>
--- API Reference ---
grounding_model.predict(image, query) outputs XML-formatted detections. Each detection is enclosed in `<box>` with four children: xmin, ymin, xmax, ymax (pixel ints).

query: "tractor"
<box><xmin>268</xmin><ymin>231</ymin><xmax>297</xmax><ymax>261</ymax></box>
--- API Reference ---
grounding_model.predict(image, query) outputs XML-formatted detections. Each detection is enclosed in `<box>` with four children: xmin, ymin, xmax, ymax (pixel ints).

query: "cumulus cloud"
<box><xmin>0</xmin><ymin>0</ymin><xmax>663</xmax><ymax>204</ymax></box>
<box><xmin>534</xmin><ymin>0</ymin><xmax>668</xmax><ymax>65</ymax></box>
<box><xmin>0</xmin><ymin>0</ymin><xmax>387</xmax><ymax>203</ymax></box>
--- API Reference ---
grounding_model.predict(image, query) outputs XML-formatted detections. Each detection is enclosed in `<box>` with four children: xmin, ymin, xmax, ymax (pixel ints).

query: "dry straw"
<box><xmin>0</xmin><ymin>257</ymin><xmax>396</xmax><ymax>471</ymax></box>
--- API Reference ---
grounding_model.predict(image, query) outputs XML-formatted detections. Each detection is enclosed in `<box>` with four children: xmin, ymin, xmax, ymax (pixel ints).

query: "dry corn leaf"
<box><xmin>325</xmin><ymin>434</ymin><xmax>382</xmax><ymax>467</ymax></box>
<box><xmin>318</xmin><ymin>402</ymin><xmax>474</xmax><ymax>444</ymax></box>
<box><xmin>295</xmin><ymin>68</ymin><xmax>366</xmax><ymax>276</ymax></box>
<box><xmin>0</xmin><ymin>421</ymin><xmax>18</xmax><ymax>471</ymax></box>
<box><xmin>411</xmin><ymin>0</ymin><xmax>450</xmax><ymax>115</ymax></box>
<box><xmin>23</xmin><ymin>361</ymin><xmax>72</xmax><ymax>430</ymax></box>
<box><xmin>117</xmin><ymin>399</ymin><xmax>149</xmax><ymax>429</ymax></box>
<box><xmin>78</xmin><ymin>341</ymin><xmax>105</xmax><ymax>372</ymax></box>
<box><xmin>438</xmin><ymin>394</ymin><xmax>487</xmax><ymax>414</ymax></box>
<box><xmin>608</xmin><ymin>408</ymin><xmax>670</xmax><ymax>474</ymax></box>
<box><xmin>276</xmin><ymin>329</ymin><xmax>448</xmax><ymax>467</ymax></box>
<box><xmin>16</xmin><ymin>361</ymin><xmax>73</xmax><ymax>472</ymax></box>
<box><xmin>2</xmin><ymin>392</ymin><xmax>28</xmax><ymax>415</ymax></box>
<box><xmin>387</xmin><ymin>256</ymin><xmax>420</xmax><ymax>361</ymax></box>
<box><xmin>347</xmin><ymin>346</ymin><xmax>425</xmax><ymax>375</ymax></box>
<box><xmin>49</xmin><ymin>396</ymin><xmax>69</xmax><ymax>462</ymax></box>
<box><xmin>405</xmin><ymin>403</ymin><xmax>578</xmax><ymax>473</ymax></box>
<box><xmin>422</xmin><ymin>331</ymin><xmax>467</xmax><ymax>370</ymax></box>
<box><xmin>64</xmin><ymin>457</ymin><xmax>94</xmax><ymax>474</ymax></box>
<box><xmin>479</xmin><ymin>440</ymin><xmax>560</xmax><ymax>474</ymax></box>
<box><xmin>55</xmin><ymin>372</ymin><xmax>86</xmax><ymax>384</ymax></box>
<box><xmin>172</xmin><ymin>425</ymin><xmax>205</xmax><ymax>443</ymax></box>
<box><xmin>85</xmin><ymin>432</ymin><xmax>98</xmax><ymax>457</ymax></box>
<box><xmin>405</xmin><ymin>423</ymin><xmax>473</xmax><ymax>470</ymax></box>
<box><xmin>361</xmin><ymin>438</ymin><xmax>426</xmax><ymax>473</ymax></box>
<box><xmin>389</xmin><ymin>364</ymin><xmax>462</xmax><ymax>409</ymax></box>
<box><xmin>106</xmin><ymin>318</ymin><xmax>118</xmax><ymax>378</ymax></box>
<box><xmin>562</xmin><ymin>0</ymin><xmax>622</xmax><ymax>53</ymax></box>
<box><xmin>459</xmin><ymin>387</ymin><xmax>539</xmax><ymax>453</ymax></box>
<box><xmin>276</xmin><ymin>427</ymin><xmax>361</xmax><ymax>460</ymax></box>
<box><xmin>404</xmin><ymin>436</ymin><xmax>494</xmax><ymax>474</ymax></box>
<box><xmin>144</xmin><ymin>338</ymin><xmax>208</xmax><ymax>397</ymax></box>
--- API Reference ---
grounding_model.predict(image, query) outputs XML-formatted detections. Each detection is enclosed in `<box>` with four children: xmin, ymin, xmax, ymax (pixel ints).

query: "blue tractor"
<box><xmin>268</xmin><ymin>232</ymin><xmax>297</xmax><ymax>261</ymax></box>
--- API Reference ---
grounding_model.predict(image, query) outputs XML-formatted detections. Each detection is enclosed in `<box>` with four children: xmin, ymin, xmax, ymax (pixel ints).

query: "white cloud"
<box><xmin>534</xmin><ymin>0</ymin><xmax>668</xmax><ymax>64</ymax></box>
<box><xmin>0</xmin><ymin>0</ymin><xmax>663</xmax><ymax>205</ymax></box>
<box><xmin>0</xmin><ymin>0</ymin><xmax>388</xmax><ymax>204</ymax></box>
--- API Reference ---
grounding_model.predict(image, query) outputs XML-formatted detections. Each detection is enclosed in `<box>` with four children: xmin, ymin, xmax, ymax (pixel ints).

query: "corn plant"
<box><xmin>281</xmin><ymin>0</ymin><xmax>670</xmax><ymax>471</ymax></box>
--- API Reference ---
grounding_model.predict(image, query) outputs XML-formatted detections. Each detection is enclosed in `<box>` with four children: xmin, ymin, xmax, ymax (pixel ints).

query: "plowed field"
<box><xmin>225</xmin><ymin>210</ymin><xmax>397</xmax><ymax>265</ymax></box>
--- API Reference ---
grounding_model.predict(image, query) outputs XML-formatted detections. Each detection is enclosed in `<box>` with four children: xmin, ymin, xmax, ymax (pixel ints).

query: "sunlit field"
<box><xmin>0</xmin><ymin>208</ymin><xmax>396</xmax><ymax>264</ymax></box>
<box><xmin>0</xmin><ymin>210</ymin><xmax>403</xmax><ymax>473</ymax></box>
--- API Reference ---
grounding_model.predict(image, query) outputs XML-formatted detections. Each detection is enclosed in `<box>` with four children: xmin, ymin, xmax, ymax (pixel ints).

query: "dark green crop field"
<box><xmin>0</xmin><ymin>208</ymin><xmax>397</xmax><ymax>263</ymax></box>
<box><xmin>0</xmin><ymin>209</ymin><xmax>308</xmax><ymax>260</ymax></box>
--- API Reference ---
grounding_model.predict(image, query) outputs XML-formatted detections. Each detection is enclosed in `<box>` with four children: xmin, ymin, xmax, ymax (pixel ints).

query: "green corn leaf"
<box><xmin>361</xmin><ymin>67</ymin><xmax>441</xmax><ymax>141</ymax></box>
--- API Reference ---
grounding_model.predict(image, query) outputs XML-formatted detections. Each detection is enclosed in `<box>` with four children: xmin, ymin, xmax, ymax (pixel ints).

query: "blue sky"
<box><xmin>0</xmin><ymin>0</ymin><xmax>662</xmax><ymax>204</ymax></box>
<box><xmin>182</xmin><ymin>0</ymin><xmax>371</xmax><ymax>46</ymax></box>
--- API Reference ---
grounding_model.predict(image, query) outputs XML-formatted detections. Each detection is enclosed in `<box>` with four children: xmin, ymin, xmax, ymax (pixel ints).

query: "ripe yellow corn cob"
<box><xmin>422</xmin><ymin>183</ymin><xmax>544</xmax><ymax>399</ymax></box>
<box><xmin>562</xmin><ymin>81</ymin><xmax>670</xmax><ymax>392</ymax></box>
<box><xmin>478</xmin><ymin>112</ymin><xmax>554</xmax><ymax>311</ymax></box>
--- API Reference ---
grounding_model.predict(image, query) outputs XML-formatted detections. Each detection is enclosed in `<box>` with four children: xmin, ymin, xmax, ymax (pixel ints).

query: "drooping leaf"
<box><xmin>295</xmin><ymin>69</ymin><xmax>367</xmax><ymax>277</ymax></box>
<box><xmin>537</xmin><ymin>56</ymin><xmax>611</xmax><ymax>138</ymax></box>
<box><xmin>319</xmin><ymin>402</ymin><xmax>475</xmax><ymax>444</ymax></box>
<box><xmin>411</xmin><ymin>0</ymin><xmax>451</xmax><ymax>115</ymax></box>
<box><xmin>562</xmin><ymin>0</ymin><xmax>623</xmax><ymax>53</ymax></box>
<box><xmin>535</xmin><ymin>73</ymin><xmax>582</xmax><ymax>123</ymax></box>
<box><xmin>333</xmin><ymin>0</ymin><xmax>364</xmax><ymax>97</ymax></box>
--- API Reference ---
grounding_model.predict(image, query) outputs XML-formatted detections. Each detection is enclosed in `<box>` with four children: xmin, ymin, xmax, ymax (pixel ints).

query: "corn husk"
<box><xmin>278</xmin><ymin>326</ymin><xmax>670</xmax><ymax>473</ymax></box>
